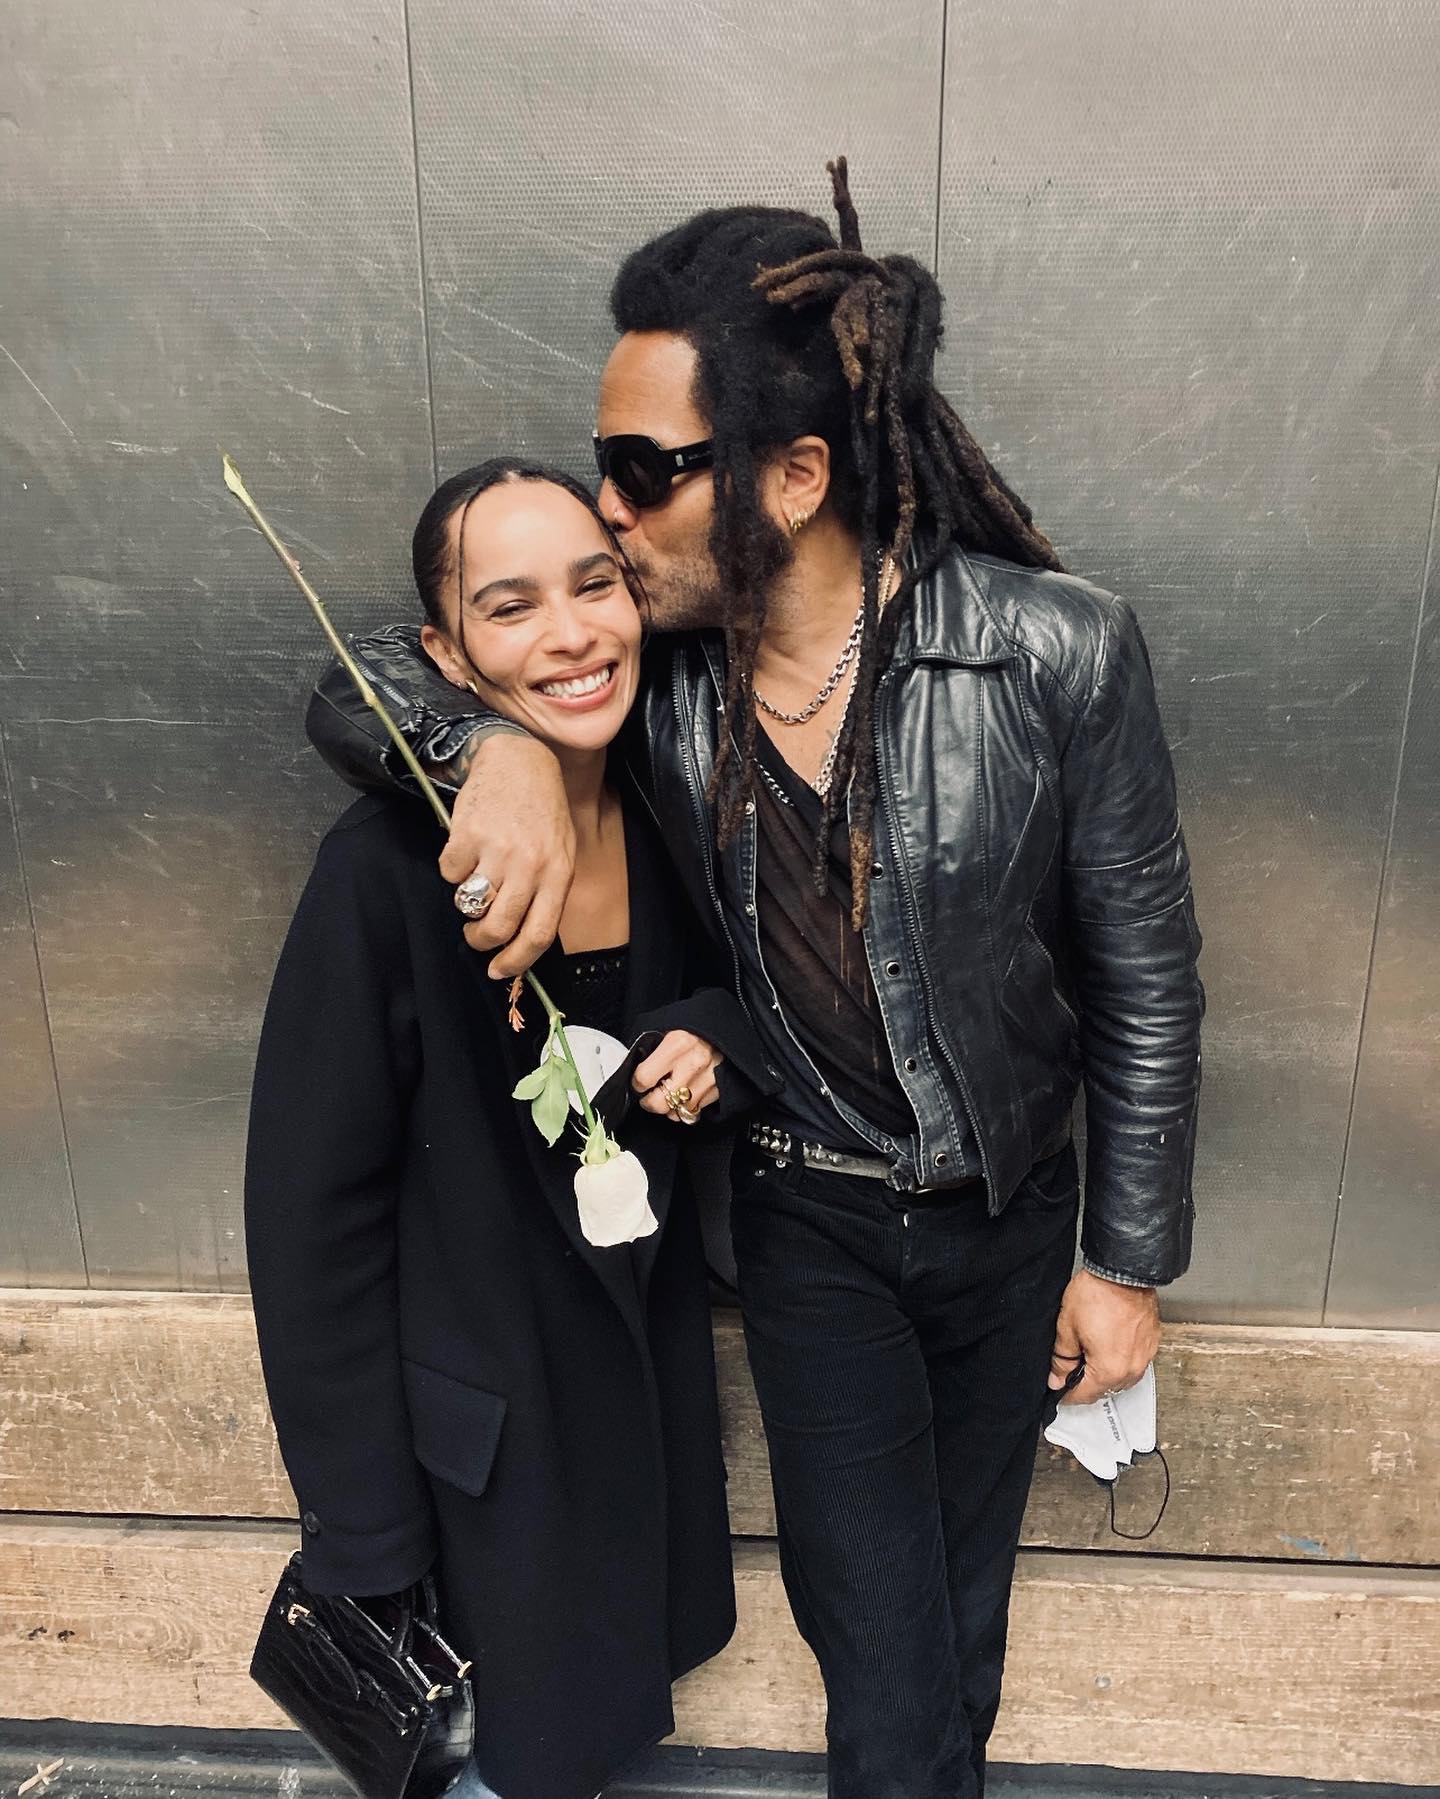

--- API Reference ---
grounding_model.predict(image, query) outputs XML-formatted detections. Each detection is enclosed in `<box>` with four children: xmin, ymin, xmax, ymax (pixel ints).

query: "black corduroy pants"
<box><xmin>729</xmin><ymin>1140</ymin><xmax>1080</xmax><ymax>1799</ymax></box>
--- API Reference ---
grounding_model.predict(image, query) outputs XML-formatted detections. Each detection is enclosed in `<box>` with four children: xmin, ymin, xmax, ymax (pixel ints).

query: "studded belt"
<box><xmin>745</xmin><ymin>1120</ymin><xmax>895</xmax><ymax>1182</ymax></box>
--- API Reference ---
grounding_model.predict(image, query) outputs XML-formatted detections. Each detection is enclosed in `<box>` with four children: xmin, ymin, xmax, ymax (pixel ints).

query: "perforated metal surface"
<box><xmin>933</xmin><ymin>1</ymin><xmax>1440</xmax><ymax>1322</ymax></box>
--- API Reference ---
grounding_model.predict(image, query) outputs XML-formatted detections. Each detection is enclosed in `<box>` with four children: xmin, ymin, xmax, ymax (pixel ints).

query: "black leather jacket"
<box><xmin>306</xmin><ymin>543</ymin><xmax>1204</xmax><ymax>1286</ymax></box>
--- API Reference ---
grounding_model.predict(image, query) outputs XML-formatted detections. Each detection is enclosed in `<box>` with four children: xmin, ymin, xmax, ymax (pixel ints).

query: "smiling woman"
<box><xmin>411</xmin><ymin>459</ymin><xmax>651</xmax><ymax>961</ymax></box>
<box><xmin>414</xmin><ymin>459</ymin><xmax>646</xmax><ymax>758</ymax></box>
<box><xmin>243</xmin><ymin>456</ymin><xmax>782</xmax><ymax>1798</ymax></box>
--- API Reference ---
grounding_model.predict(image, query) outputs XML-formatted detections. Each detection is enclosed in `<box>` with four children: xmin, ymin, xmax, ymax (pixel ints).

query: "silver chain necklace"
<box><xmin>814</xmin><ymin>662</ymin><xmax>858</xmax><ymax>799</ymax></box>
<box><xmin>754</xmin><ymin>659</ymin><xmax>855</xmax><ymax>805</ymax></box>
<box><xmin>752</xmin><ymin>553</ymin><xmax>893</xmax><ymax>727</ymax></box>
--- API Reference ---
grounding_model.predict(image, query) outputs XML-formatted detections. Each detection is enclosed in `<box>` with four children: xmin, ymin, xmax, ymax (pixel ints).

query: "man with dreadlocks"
<box><xmin>306</xmin><ymin>162</ymin><xmax>1203</xmax><ymax>1797</ymax></box>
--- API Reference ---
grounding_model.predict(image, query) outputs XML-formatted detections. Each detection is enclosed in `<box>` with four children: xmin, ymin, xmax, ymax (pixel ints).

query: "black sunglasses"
<box><xmin>592</xmin><ymin>431</ymin><xmax>715</xmax><ymax>509</ymax></box>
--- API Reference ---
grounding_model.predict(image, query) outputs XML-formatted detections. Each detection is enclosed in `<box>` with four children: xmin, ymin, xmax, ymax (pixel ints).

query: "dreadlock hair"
<box><xmin>412</xmin><ymin>457</ymin><xmax>646</xmax><ymax>672</ymax></box>
<box><xmin>609</xmin><ymin>158</ymin><xmax>1062</xmax><ymax>926</ymax></box>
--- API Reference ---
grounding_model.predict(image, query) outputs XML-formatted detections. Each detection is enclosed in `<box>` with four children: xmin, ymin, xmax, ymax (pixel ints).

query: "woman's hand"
<box><xmin>632</xmin><ymin>1031</ymin><xmax>725</xmax><ymax>1125</ymax></box>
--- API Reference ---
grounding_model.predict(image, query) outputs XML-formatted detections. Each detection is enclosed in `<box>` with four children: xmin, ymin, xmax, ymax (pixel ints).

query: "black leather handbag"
<box><xmin>251</xmin><ymin>1553</ymin><xmax>475</xmax><ymax>1799</ymax></box>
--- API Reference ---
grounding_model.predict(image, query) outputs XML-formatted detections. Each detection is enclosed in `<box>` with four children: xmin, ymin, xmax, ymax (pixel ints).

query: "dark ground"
<box><xmin>0</xmin><ymin>1725</ymin><xmax>1432</xmax><ymax>1799</ymax></box>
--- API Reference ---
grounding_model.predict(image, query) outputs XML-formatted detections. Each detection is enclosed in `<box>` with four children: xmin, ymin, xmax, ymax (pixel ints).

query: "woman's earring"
<box><xmin>465</xmin><ymin>679</ymin><xmax>479</xmax><ymax>695</ymax></box>
<box><xmin>788</xmin><ymin>510</ymin><xmax>812</xmax><ymax>536</ymax></box>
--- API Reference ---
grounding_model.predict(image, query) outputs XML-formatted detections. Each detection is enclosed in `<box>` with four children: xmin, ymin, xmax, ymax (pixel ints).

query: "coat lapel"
<box><xmin>618</xmin><ymin>795</ymin><xmax>684</xmax><ymax>1037</ymax></box>
<box><xmin>616</xmin><ymin>800</ymin><xmax>684</xmax><ymax>1300</ymax></box>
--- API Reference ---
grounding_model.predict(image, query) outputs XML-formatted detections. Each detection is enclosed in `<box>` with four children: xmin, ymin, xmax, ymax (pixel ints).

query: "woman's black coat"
<box><xmin>245</xmin><ymin>789</ymin><xmax>776</xmax><ymax>1799</ymax></box>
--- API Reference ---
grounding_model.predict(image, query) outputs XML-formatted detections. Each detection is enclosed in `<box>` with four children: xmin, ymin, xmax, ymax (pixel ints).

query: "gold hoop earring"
<box><xmin>465</xmin><ymin>679</ymin><xmax>479</xmax><ymax>695</ymax></box>
<box><xmin>788</xmin><ymin>510</ymin><xmax>812</xmax><ymax>536</ymax></box>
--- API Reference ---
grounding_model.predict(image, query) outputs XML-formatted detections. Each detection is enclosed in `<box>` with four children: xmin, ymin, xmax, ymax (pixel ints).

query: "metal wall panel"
<box><xmin>0</xmin><ymin>0</ymin><xmax>435</xmax><ymax>1285</ymax></box>
<box><xmin>1328</xmin><ymin>500</ymin><xmax>1440</xmax><ymax>1329</ymax></box>
<box><xmin>2</xmin><ymin>0</ymin><xmax>1436</xmax><ymax>1323</ymax></box>
<box><xmin>0</xmin><ymin>731</ymin><xmax>83</xmax><ymax>1286</ymax></box>
<box><xmin>4</xmin><ymin>719</ymin><xmax>338</xmax><ymax>1287</ymax></box>
<box><xmin>935</xmin><ymin>1</ymin><xmax>1440</xmax><ymax>1322</ymax></box>
<box><xmin>408</xmin><ymin>0</ymin><xmax>946</xmax><ymax>477</ymax></box>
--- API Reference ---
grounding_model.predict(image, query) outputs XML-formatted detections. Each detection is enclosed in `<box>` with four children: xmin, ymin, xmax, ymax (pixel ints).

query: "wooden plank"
<box><xmin>0</xmin><ymin>1518</ymin><xmax>284</xmax><ymax>1730</ymax></box>
<box><xmin>715</xmin><ymin>1313</ymin><xmax>1440</xmax><ymax>1562</ymax></box>
<box><xmin>4</xmin><ymin>1291</ymin><xmax>1440</xmax><ymax>1564</ymax></box>
<box><xmin>2</xmin><ymin>1518</ymin><xmax>1437</xmax><ymax>1784</ymax></box>
<box><xmin>0</xmin><ymin>1291</ymin><xmax>293</xmax><ymax>1518</ymax></box>
<box><xmin>676</xmin><ymin>1544</ymin><xmax>1440</xmax><ymax>1786</ymax></box>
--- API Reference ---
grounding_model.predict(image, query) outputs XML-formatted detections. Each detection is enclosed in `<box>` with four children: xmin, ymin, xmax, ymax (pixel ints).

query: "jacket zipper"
<box><xmin>674</xmin><ymin>651</ymin><xmax>758</xmax><ymax>1036</ymax></box>
<box><xmin>1025</xmin><ymin>919</ymin><xmax>1080</xmax><ymax>1032</ymax></box>
<box><xmin>361</xmin><ymin>647</ymin><xmax>422</xmax><ymax>722</ymax></box>
<box><xmin>875</xmin><ymin>671</ymin><xmax>996</xmax><ymax>1201</ymax></box>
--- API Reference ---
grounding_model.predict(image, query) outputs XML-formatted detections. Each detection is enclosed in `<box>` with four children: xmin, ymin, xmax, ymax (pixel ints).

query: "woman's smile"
<box><xmin>417</xmin><ymin>475</ymin><xmax>646</xmax><ymax>757</ymax></box>
<box><xmin>534</xmin><ymin>659</ymin><xmax>619</xmax><ymax>708</ymax></box>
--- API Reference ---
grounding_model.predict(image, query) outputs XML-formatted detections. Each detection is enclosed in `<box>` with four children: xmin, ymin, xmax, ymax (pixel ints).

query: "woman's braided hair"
<box><xmin>610</xmin><ymin>159</ymin><xmax>1062</xmax><ymax>925</ymax></box>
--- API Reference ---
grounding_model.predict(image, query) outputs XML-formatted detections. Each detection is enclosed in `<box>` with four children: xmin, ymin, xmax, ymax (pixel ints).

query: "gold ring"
<box><xmin>665</xmin><ymin>1085</ymin><xmax>693</xmax><ymax>1111</ymax></box>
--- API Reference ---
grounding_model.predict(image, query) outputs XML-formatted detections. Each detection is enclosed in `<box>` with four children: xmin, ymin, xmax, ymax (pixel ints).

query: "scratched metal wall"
<box><xmin>0</xmin><ymin>0</ymin><xmax>1436</xmax><ymax>1324</ymax></box>
<box><xmin>931</xmin><ymin>0</ymin><xmax>1440</xmax><ymax>1327</ymax></box>
<box><xmin>0</xmin><ymin>0</ymin><xmax>436</xmax><ymax>1287</ymax></box>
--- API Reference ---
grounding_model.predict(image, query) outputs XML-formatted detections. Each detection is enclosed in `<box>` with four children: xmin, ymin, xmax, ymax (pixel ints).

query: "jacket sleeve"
<box><xmin>1058</xmin><ymin>598</ymin><xmax>1205</xmax><ymax>1287</ymax></box>
<box><xmin>305</xmin><ymin>622</ymin><xmax>528</xmax><ymax>796</ymax></box>
<box><xmin>244</xmin><ymin>819</ymin><xmax>437</xmax><ymax>1595</ymax></box>
<box><xmin>632</xmin><ymin>984</ymin><xmax>782</xmax><ymax>1128</ymax></box>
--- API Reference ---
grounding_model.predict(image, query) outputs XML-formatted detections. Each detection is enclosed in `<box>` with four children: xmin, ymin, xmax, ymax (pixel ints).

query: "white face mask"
<box><xmin>1111</xmin><ymin>1361</ymin><xmax>1157</xmax><ymax>1455</ymax></box>
<box><xmin>1044</xmin><ymin>1363</ymin><xmax>1157</xmax><ymax>1480</ymax></box>
<box><xmin>1044</xmin><ymin>1365</ymin><xmax>1170</xmax><ymax>1540</ymax></box>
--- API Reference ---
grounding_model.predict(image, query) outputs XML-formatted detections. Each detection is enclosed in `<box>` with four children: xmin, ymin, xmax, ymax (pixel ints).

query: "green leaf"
<box><xmin>512</xmin><ymin>1066</ymin><xmax>550</xmax><ymax>1102</ymax></box>
<box><xmin>547</xmin><ymin>1044</ymin><xmax>583</xmax><ymax>1093</ymax></box>
<box><xmin>532</xmin><ymin>1063</ymin><xmax>573</xmax><ymax>1147</ymax></box>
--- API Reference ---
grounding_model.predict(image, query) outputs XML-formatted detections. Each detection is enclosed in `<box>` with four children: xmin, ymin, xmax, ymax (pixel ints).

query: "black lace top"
<box><xmin>546</xmin><ymin>944</ymin><xmax>629</xmax><ymax>1040</ymax></box>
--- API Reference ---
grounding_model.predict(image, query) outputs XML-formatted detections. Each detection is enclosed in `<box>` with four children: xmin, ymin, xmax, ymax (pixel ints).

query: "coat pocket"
<box><xmin>991</xmin><ymin>772</ymin><xmax>1061</xmax><ymax>969</ymax></box>
<box><xmin>1000</xmin><ymin>921</ymin><xmax>1082</xmax><ymax>1100</ymax></box>
<box><xmin>401</xmin><ymin>1358</ymin><xmax>508</xmax><ymax>1497</ymax></box>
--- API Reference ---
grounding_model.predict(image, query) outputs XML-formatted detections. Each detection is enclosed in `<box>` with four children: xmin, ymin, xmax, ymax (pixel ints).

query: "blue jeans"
<box><xmin>444</xmin><ymin>1758</ymin><xmax>502</xmax><ymax>1799</ymax></box>
<box><xmin>444</xmin><ymin>1757</ymin><xmax>600</xmax><ymax>1798</ymax></box>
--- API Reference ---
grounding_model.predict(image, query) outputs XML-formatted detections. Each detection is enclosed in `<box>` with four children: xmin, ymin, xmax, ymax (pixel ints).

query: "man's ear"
<box><xmin>420</xmin><ymin>622</ymin><xmax>475</xmax><ymax>694</ymax></box>
<box><xmin>765</xmin><ymin>434</ymin><xmax>832</xmax><ymax>529</ymax></box>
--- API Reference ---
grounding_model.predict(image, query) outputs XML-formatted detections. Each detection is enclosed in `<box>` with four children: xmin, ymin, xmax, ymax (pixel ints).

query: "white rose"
<box><xmin>573</xmin><ymin>1148</ymin><xmax>658</xmax><ymax>1247</ymax></box>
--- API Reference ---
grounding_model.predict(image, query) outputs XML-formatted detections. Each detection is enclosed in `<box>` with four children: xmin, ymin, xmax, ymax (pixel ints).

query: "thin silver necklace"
<box><xmin>753</xmin><ymin>553</ymin><xmax>893</xmax><ymax>727</ymax></box>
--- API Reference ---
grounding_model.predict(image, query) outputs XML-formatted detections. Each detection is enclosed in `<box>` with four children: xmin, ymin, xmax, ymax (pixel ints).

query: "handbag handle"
<box><xmin>338</xmin><ymin>1588</ymin><xmax>430</xmax><ymax>1689</ymax></box>
<box><xmin>347</xmin><ymin>1580</ymin><xmax>470</xmax><ymax>1701</ymax></box>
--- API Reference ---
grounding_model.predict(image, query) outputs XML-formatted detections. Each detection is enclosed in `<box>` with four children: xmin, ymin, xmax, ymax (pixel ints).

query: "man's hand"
<box><xmin>1048</xmin><ymin>1268</ymin><xmax>1160</xmax><ymax>1407</ymax></box>
<box><xmin>437</xmin><ymin>735</ymin><xmax>575</xmax><ymax>979</ymax></box>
